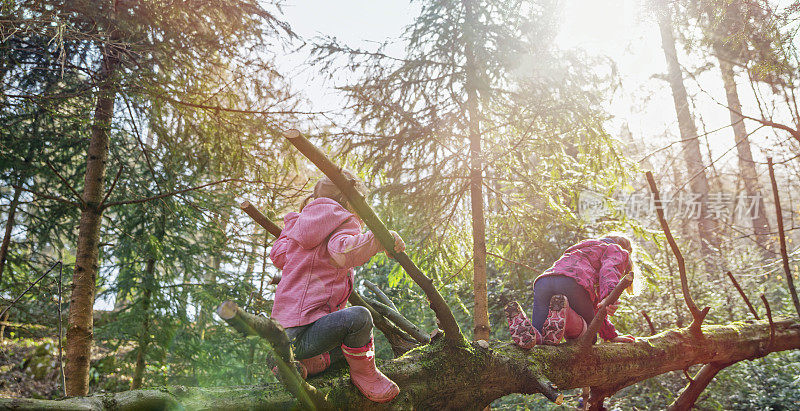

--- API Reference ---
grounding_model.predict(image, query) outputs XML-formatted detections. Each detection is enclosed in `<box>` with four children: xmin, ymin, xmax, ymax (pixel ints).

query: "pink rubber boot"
<box><xmin>504</xmin><ymin>301</ymin><xmax>542</xmax><ymax>349</ymax></box>
<box><xmin>270</xmin><ymin>352</ymin><xmax>330</xmax><ymax>381</ymax></box>
<box><xmin>341</xmin><ymin>338</ymin><xmax>400</xmax><ymax>403</ymax></box>
<box><xmin>300</xmin><ymin>352</ymin><xmax>330</xmax><ymax>377</ymax></box>
<box><xmin>563</xmin><ymin>306</ymin><xmax>587</xmax><ymax>340</ymax></box>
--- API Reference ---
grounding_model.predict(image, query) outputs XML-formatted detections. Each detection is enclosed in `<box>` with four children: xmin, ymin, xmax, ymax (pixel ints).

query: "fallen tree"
<box><xmin>2</xmin><ymin>317</ymin><xmax>798</xmax><ymax>410</ymax></box>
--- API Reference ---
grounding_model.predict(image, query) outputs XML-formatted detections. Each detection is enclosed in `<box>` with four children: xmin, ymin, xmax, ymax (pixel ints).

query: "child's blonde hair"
<box><xmin>300</xmin><ymin>170</ymin><xmax>367</xmax><ymax>213</ymax></box>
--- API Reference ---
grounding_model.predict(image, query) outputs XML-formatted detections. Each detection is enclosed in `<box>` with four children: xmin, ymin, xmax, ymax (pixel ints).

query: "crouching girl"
<box><xmin>505</xmin><ymin>235</ymin><xmax>637</xmax><ymax>348</ymax></box>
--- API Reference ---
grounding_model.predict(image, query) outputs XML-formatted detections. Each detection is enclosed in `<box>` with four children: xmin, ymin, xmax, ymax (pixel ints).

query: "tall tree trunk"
<box><xmin>65</xmin><ymin>44</ymin><xmax>120</xmax><ymax>396</ymax></box>
<box><xmin>0</xmin><ymin>185</ymin><xmax>22</xmax><ymax>283</ymax></box>
<box><xmin>716</xmin><ymin>53</ymin><xmax>771</xmax><ymax>247</ymax></box>
<box><xmin>131</xmin><ymin>258</ymin><xmax>155</xmax><ymax>389</ymax></box>
<box><xmin>655</xmin><ymin>0</ymin><xmax>718</xmax><ymax>257</ymax></box>
<box><xmin>462</xmin><ymin>0</ymin><xmax>489</xmax><ymax>341</ymax></box>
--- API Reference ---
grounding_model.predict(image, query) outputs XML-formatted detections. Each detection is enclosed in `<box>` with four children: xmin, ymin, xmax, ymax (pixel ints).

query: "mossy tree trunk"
<box><xmin>6</xmin><ymin>318</ymin><xmax>798</xmax><ymax>410</ymax></box>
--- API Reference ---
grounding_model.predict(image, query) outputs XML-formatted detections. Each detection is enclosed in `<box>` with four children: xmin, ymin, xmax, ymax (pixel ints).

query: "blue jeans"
<box><xmin>531</xmin><ymin>275</ymin><xmax>595</xmax><ymax>333</ymax></box>
<box><xmin>285</xmin><ymin>306</ymin><xmax>373</xmax><ymax>362</ymax></box>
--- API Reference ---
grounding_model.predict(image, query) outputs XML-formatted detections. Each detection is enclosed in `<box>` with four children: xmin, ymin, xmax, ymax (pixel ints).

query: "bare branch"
<box><xmin>577</xmin><ymin>274</ymin><xmax>633</xmax><ymax>349</ymax></box>
<box><xmin>668</xmin><ymin>361</ymin><xmax>735</xmax><ymax>410</ymax></box>
<box><xmin>44</xmin><ymin>158</ymin><xmax>86</xmax><ymax>208</ymax></box>
<box><xmin>725</xmin><ymin>271</ymin><xmax>760</xmax><ymax>320</ymax></box>
<box><xmin>103</xmin><ymin>178</ymin><xmax>238</xmax><ymax>208</ymax></box>
<box><xmin>767</xmin><ymin>158</ymin><xmax>800</xmax><ymax>318</ymax></box>
<box><xmin>348</xmin><ymin>291</ymin><xmax>418</xmax><ymax>356</ymax></box>
<box><xmin>363</xmin><ymin>279</ymin><xmax>398</xmax><ymax>312</ymax></box>
<box><xmin>362</xmin><ymin>295</ymin><xmax>431</xmax><ymax>345</ymax></box>
<box><xmin>641</xmin><ymin>310</ymin><xmax>656</xmax><ymax>335</ymax></box>
<box><xmin>240</xmin><ymin>200</ymin><xmax>283</xmax><ymax>238</ymax></box>
<box><xmin>646</xmin><ymin>171</ymin><xmax>709</xmax><ymax>335</ymax></box>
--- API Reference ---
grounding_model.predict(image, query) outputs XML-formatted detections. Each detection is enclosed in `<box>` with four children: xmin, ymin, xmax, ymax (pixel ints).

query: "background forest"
<box><xmin>1</xmin><ymin>0</ymin><xmax>799</xmax><ymax>409</ymax></box>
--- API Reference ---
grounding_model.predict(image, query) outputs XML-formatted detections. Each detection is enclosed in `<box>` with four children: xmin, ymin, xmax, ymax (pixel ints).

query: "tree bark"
<box><xmin>716</xmin><ymin>54</ymin><xmax>771</xmax><ymax>248</ymax></box>
<box><xmin>4</xmin><ymin>319</ymin><xmax>798</xmax><ymax>410</ymax></box>
<box><xmin>65</xmin><ymin>43</ymin><xmax>120</xmax><ymax>396</ymax></box>
<box><xmin>655</xmin><ymin>0</ymin><xmax>718</xmax><ymax>257</ymax></box>
<box><xmin>0</xmin><ymin>185</ymin><xmax>22</xmax><ymax>283</ymax></box>
<box><xmin>462</xmin><ymin>0</ymin><xmax>490</xmax><ymax>342</ymax></box>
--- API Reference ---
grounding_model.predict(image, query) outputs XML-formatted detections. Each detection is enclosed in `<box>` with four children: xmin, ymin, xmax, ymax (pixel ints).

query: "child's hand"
<box><xmin>386</xmin><ymin>230</ymin><xmax>405</xmax><ymax>258</ymax></box>
<box><xmin>610</xmin><ymin>335</ymin><xmax>635</xmax><ymax>343</ymax></box>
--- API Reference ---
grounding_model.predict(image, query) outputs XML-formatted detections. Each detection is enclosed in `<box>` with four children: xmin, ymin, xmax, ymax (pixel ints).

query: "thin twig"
<box><xmin>760</xmin><ymin>294</ymin><xmax>775</xmax><ymax>351</ymax></box>
<box><xmin>12</xmin><ymin>185</ymin><xmax>78</xmax><ymax>207</ymax></box>
<box><xmin>0</xmin><ymin>261</ymin><xmax>61</xmax><ymax>319</ymax></box>
<box><xmin>641</xmin><ymin>310</ymin><xmax>656</xmax><ymax>335</ymax></box>
<box><xmin>103</xmin><ymin>178</ymin><xmax>238</xmax><ymax>208</ymax></box>
<box><xmin>767</xmin><ymin>158</ymin><xmax>800</xmax><ymax>318</ymax></box>
<box><xmin>486</xmin><ymin>251</ymin><xmax>538</xmax><ymax>272</ymax></box>
<box><xmin>725</xmin><ymin>271</ymin><xmax>760</xmax><ymax>320</ymax></box>
<box><xmin>99</xmin><ymin>165</ymin><xmax>123</xmax><ymax>209</ymax></box>
<box><xmin>44</xmin><ymin>158</ymin><xmax>85</xmax><ymax>207</ymax></box>
<box><xmin>440</xmin><ymin>255</ymin><xmax>473</xmax><ymax>288</ymax></box>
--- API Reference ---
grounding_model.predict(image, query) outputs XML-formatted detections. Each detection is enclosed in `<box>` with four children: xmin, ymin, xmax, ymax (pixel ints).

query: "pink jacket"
<box><xmin>535</xmin><ymin>239</ymin><xmax>631</xmax><ymax>340</ymax></box>
<box><xmin>269</xmin><ymin>198</ymin><xmax>383</xmax><ymax>328</ymax></box>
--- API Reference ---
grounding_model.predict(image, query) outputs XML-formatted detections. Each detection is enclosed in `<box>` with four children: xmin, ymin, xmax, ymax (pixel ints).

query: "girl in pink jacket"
<box><xmin>504</xmin><ymin>236</ymin><xmax>637</xmax><ymax>348</ymax></box>
<box><xmin>269</xmin><ymin>173</ymin><xmax>405</xmax><ymax>403</ymax></box>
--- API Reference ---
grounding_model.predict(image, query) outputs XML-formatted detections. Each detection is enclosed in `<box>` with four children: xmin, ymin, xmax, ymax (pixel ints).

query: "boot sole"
<box><xmin>542</xmin><ymin>295</ymin><xmax>568</xmax><ymax>345</ymax></box>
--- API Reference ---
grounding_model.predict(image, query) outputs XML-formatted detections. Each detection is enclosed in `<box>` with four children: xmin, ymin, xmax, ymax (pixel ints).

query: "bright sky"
<box><xmin>276</xmin><ymin>0</ymin><xmax>789</xmax><ymax>171</ymax></box>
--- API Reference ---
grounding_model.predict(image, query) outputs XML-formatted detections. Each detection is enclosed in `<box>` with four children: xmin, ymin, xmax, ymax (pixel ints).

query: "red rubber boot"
<box><xmin>341</xmin><ymin>338</ymin><xmax>400</xmax><ymax>403</ymax></box>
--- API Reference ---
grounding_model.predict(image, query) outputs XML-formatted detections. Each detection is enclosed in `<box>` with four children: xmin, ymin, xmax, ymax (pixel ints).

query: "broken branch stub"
<box><xmin>240</xmin><ymin>200</ymin><xmax>283</xmax><ymax>238</ymax></box>
<box><xmin>283</xmin><ymin>129</ymin><xmax>464</xmax><ymax>345</ymax></box>
<box><xmin>216</xmin><ymin>300</ymin><xmax>330</xmax><ymax>410</ymax></box>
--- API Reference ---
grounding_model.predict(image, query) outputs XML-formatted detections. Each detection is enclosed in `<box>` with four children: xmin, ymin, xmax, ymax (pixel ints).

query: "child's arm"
<box><xmin>269</xmin><ymin>213</ymin><xmax>299</xmax><ymax>270</ymax></box>
<box><xmin>328</xmin><ymin>218</ymin><xmax>405</xmax><ymax>268</ymax></box>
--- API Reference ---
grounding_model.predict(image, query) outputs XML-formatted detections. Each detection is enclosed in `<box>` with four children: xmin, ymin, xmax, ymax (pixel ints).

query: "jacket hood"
<box><xmin>285</xmin><ymin>197</ymin><xmax>356</xmax><ymax>249</ymax></box>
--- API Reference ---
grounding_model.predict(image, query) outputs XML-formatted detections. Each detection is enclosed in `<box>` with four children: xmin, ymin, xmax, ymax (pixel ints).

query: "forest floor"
<box><xmin>0</xmin><ymin>324</ymin><xmax>131</xmax><ymax>400</ymax></box>
<box><xmin>0</xmin><ymin>335</ymin><xmax>61</xmax><ymax>399</ymax></box>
